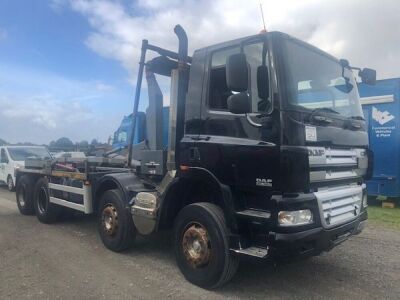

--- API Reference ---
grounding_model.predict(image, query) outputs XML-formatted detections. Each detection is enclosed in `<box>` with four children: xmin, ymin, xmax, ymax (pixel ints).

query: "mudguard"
<box><xmin>94</xmin><ymin>172</ymin><xmax>151</xmax><ymax>207</ymax></box>
<box><xmin>185</xmin><ymin>167</ymin><xmax>238</xmax><ymax>230</ymax></box>
<box><xmin>157</xmin><ymin>167</ymin><xmax>238</xmax><ymax>231</ymax></box>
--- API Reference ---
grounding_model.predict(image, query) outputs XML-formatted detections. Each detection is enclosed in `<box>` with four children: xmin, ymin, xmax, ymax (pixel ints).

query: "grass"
<box><xmin>367</xmin><ymin>205</ymin><xmax>400</xmax><ymax>230</ymax></box>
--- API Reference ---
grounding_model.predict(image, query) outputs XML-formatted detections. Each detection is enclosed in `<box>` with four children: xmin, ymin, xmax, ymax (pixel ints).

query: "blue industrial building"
<box><xmin>359</xmin><ymin>78</ymin><xmax>400</xmax><ymax>197</ymax></box>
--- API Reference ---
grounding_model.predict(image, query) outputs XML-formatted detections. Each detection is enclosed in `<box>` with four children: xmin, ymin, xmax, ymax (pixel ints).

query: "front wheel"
<box><xmin>7</xmin><ymin>175</ymin><xmax>15</xmax><ymax>192</ymax></box>
<box><xmin>97</xmin><ymin>189</ymin><xmax>136</xmax><ymax>252</ymax></box>
<box><xmin>174</xmin><ymin>202</ymin><xmax>239</xmax><ymax>289</ymax></box>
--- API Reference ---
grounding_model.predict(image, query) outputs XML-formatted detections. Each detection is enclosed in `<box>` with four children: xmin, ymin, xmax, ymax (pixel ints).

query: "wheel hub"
<box><xmin>102</xmin><ymin>205</ymin><xmax>118</xmax><ymax>236</ymax></box>
<box><xmin>37</xmin><ymin>187</ymin><xmax>48</xmax><ymax>213</ymax></box>
<box><xmin>182</xmin><ymin>223</ymin><xmax>211</xmax><ymax>268</ymax></box>
<box><xmin>8</xmin><ymin>178</ymin><xmax>13</xmax><ymax>190</ymax></box>
<box><xmin>18</xmin><ymin>188</ymin><xmax>25</xmax><ymax>207</ymax></box>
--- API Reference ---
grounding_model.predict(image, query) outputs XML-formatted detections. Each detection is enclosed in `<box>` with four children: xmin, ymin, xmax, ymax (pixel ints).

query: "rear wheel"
<box><xmin>98</xmin><ymin>189</ymin><xmax>136</xmax><ymax>252</ymax></box>
<box><xmin>34</xmin><ymin>177</ymin><xmax>62</xmax><ymax>223</ymax></box>
<box><xmin>174</xmin><ymin>202</ymin><xmax>239</xmax><ymax>289</ymax></box>
<box><xmin>7</xmin><ymin>175</ymin><xmax>15</xmax><ymax>192</ymax></box>
<box><xmin>16</xmin><ymin>175</ymin><xmax>35</xmax><ymax>215</ymax></box>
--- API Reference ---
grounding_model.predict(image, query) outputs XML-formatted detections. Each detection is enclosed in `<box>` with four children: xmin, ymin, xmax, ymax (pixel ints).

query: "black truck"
<box><xmin>15</xmin><ymin>25</ymin><xmax>375</xmax><ymax>288</ymax></box>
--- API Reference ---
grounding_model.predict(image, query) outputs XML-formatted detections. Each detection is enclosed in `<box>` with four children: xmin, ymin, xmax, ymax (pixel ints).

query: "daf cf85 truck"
<box><xmin>15</xmin><ymin>25</ymin><xmax>375</xmax><ymax>288</ymax></box>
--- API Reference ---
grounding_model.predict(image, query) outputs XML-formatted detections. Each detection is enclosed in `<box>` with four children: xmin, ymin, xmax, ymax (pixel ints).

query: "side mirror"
<box><xmin>227</xmin><ymin>92</ymin><xmax>250</xmax><ymax>114</ymax></box>
<box><xmin>226</xmin><ymin>53</ymin><xmax>248</xmax><ymax>92</ymax></box>
<box><xmin>359</xmin><ymin>68</ymin><xmax>376</xmax><ymax>85</ymax></box>
<box><xmin>257</xmin><ymin>65</ymin><xmax>269</xmax><ymax>99</ymax></box>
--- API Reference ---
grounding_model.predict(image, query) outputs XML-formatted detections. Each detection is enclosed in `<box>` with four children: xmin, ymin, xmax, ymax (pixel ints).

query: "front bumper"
<box><xmin>268</xmin><ymin>211</ymin><xmax>367</xmax><ymax>260</ymax></box>
<box><xmin>232</xmin><ymin>185</ymin><xmax>368</xmax><ymax>260</ymax></box>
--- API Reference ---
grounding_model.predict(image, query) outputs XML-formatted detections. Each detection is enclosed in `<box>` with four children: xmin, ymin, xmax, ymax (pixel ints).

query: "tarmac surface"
<box><xmin>0</xmin><ymin>185</ymin><xmax>399</xmax><ymax>299</ymax></box>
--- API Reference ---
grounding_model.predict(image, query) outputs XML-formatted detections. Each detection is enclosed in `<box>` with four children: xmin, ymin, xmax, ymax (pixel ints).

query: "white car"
<box><xmin>0</xmin><ymin>146</ymin><xmax>51</xmax><ymax>191</ymax></box>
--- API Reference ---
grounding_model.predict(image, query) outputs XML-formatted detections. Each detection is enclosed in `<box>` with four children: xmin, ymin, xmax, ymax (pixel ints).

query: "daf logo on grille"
<box><xmin>308</xmin><ymin>149</ymin><xmax>325</xmax><ymax>156</ymax></box>
<box><xmin>256</xmin><ymin>178</ymin><xmax>272</xmax><ymax>187</ymax></box>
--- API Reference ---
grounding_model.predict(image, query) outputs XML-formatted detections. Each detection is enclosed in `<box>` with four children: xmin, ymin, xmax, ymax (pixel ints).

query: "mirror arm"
<box><xmin>246</xmin><ymin>114</ymin><xmax>262</xmax><ymax>127</ymax></box>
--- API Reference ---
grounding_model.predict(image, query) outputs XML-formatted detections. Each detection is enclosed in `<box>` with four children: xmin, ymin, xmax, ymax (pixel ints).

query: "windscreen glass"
<box><xmin>282</xmin><ymin>39</ymin><xmax>363</xmax><ymax>118</ymax></box>
<box><xmin>8</xmin><ymin>147</ymin><xmax>51</xmax><ymax>161</ymax></box>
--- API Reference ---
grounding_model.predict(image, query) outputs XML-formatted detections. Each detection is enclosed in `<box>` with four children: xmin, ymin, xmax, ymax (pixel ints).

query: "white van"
<box><xmin>0</xmin><ymin>146</ymin><xmax>51</xmax><ymax>191</ymax></box>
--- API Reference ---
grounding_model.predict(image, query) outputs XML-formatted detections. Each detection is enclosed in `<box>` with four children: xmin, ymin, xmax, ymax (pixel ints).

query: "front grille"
<box><xmin>308</xmin><ymin>147</ymin><xmax>367</xmax><ymax>184</ymax></box>
<box><xmin>314</xmin><ymin>184</ymin><xmax>364</xmax><ymax>228</ymax></box>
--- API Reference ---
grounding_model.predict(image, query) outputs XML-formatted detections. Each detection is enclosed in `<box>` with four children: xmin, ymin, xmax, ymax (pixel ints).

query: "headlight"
<box><xmin>362</xmin><ymin>194</ymin><xmax>368</xmax><ymax>208</ymax></box>
<box><xmin>278</xmin><ymin>209</ymin><xmax>313</xmax><ymax>226</ymax></box>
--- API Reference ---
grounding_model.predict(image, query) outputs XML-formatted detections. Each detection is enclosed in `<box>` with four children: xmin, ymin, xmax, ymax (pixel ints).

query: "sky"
<box><xmin>0</xmin><ymin>0</ymin><xmax>399</xmax><ymax>144</ymax></box>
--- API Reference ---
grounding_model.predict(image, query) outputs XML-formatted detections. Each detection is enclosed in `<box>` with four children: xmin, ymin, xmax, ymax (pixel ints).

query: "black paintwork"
<box><xmin>281</xmin><ymin>110</ymin><xmax>368</xmax><ymax>147</ymax></box>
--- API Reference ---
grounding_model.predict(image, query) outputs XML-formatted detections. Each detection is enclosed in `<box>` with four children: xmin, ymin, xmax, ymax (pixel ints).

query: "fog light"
<box><xmin>362</xmin><ymin>194</ymin><xmax>368</xmax><ymax>208</ymax></box>
<box><xmin>278</xmin><ymin>209</ymin><xmax>313</xmax><ymax>226</ymax></box>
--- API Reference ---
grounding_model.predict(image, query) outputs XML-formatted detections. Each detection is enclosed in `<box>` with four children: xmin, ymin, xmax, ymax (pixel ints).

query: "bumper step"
<box><xmin>231</xmin><ymin>246</ymin><xmax>269</xmax><ymax>258</ymax></box>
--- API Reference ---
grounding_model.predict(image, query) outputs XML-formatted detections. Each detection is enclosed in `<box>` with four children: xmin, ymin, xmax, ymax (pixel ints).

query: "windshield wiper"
<box><xmin>310</xmin><ymin>107</ymin><xmax>340</xmax><ymax>115</ymax></box>
<box><xmin>308</xmin><ymin>107</ymin><xmax>339</xmax><ymax>125</ymax></box>
<box><xmin>348</xmin><ymin>115</ymin><xmax>365</xmax><ymax>121</ymax></box>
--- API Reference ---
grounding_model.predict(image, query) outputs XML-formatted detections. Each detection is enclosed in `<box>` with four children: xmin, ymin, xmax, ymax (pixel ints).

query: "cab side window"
<box><xmin>208</xmin><ymin>41</ymin><xmax>271</xmax><ymax>112</ymax></box>
<box><xmin>208</xmin><ymin>47</ymin><xmax>239</xmax><ymax>110</ymax></box>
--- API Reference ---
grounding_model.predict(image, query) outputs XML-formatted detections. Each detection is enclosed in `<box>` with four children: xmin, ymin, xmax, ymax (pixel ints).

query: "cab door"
<box><xmin>195</xmin><ymin>38</ymin><xmax>280</xmax><ymax>190</ymax></box>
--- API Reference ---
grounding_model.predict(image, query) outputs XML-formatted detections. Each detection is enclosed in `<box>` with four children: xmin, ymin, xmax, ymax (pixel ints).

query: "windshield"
<box><xmin>8</xmin><ymin>147</ymin><xmax>51</xmax><ymax>161</ymax></box>
<box><xmin>282</xmin><ymin>38</ymin><xmax>363</xmax><ymax>118</ymax></box>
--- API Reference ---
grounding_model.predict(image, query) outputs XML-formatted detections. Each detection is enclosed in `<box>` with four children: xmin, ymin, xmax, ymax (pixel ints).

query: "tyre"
<box><xmin>98</xmin><ymin>189</ymin><xmax>136</xmax><ymax>252</ymax></box>
<box><xmin>7</xmin><ymin>175</ymin><xmax>15</xmax><ymax>192</ymax></box>
<box><xmin>16</xmin><ymin>175</ymin><xmax>35</xmax><ymax>215</ymax></box>
<box><xmin>34</xmin><ymin>177</ymin><xmax>63</xmax><ymax>224</ymax></box>
<box><xmin>174</xmin><ymin>202</ymin><xmax>239</xmax><ymax>289</ymax></box>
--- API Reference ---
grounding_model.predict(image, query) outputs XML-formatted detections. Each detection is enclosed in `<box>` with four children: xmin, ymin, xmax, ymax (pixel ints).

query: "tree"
<box><xmin>77</xmin><ymin>140</ymin><xmax>89</xmax><ymax>153</ymax></box>
<box><xmin>79</xmin><ymin>140</ymin><xmax>89</xmax><ymax>148</ymax></box>
<box><xmin>49</xmin><ymin>137</ymin><xmax>75</xmax><ymax>151</ymax></box>
<box><xmin>56</xmin><ymin>137</ymin><xmax>74</xmax><ymax>148</ymax></box>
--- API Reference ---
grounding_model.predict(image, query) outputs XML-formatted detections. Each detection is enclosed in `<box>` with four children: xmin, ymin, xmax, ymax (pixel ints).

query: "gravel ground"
<box><xmin>0</xmin><ymin>186</ymin><xmax>399</xmax><ymax>299</ymax></box>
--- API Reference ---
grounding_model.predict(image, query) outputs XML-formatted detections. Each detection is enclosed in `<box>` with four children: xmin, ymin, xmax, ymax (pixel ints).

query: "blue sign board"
<box><xmin>359</xmin><ymin>78</ymin><xmax>400</xmax><ymax>197</ymax></box>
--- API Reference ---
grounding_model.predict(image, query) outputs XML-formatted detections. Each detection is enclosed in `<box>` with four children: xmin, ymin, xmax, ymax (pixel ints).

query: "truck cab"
<box><xmin>177</xmin><ymin>31</ymin><xmax>371</xmax><ymax>259</ymax></box>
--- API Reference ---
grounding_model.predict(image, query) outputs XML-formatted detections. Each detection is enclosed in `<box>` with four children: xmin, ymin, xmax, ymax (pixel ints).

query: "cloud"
<box><xmin>0</xmin><ymin>63</ymin><xmax>121</xmax><ymax>144</ymax></box>
<box><xmin>0</xmin><ymin>28</ymin><xmax>7</xmax><ymax>40</ymax></box>
<box><xmin>65</xmin><ymin>0</ymin><xmax>400</xmax><ymax>79</ymax></box>
<box><xmin>95</xmin><ymin>82</ymin><xmax>114</xmax><ymax>92</ymax></box>
<box><xmin>0</xmin><ymin>93</ymin><xmax>121</xmax><ymax>145</ymax></box>
<box><xmin>0</xmin><ymin>95</ymin><xmax>93</xmax><ymax>129</ymax></box>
